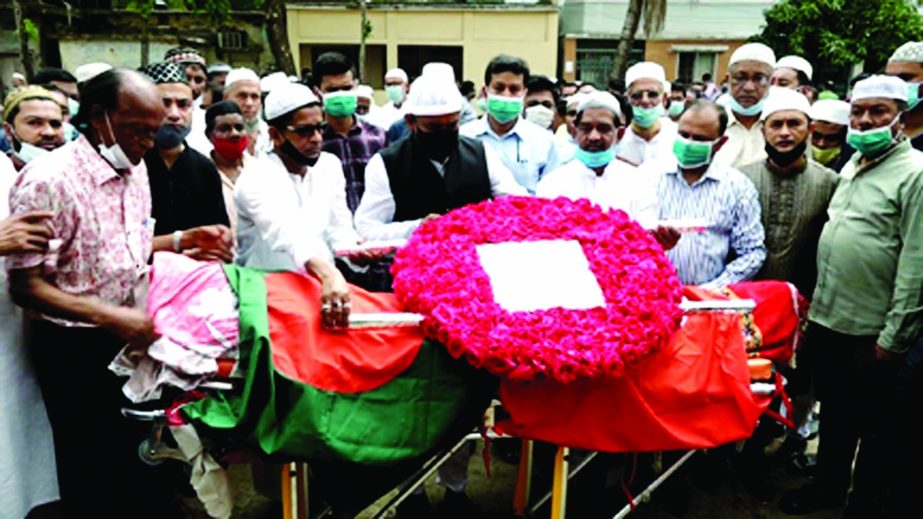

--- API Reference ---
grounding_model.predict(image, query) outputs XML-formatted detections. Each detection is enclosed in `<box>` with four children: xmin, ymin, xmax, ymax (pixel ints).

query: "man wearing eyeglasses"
<box><xmin>714</xmin><ymin>43</ymin><xmax>777</xmax><ymax>168</ymax></box>
<box><xmin>139</xmin><ymin>62</ymin><xmax>234</xmax><ymax>263</ymax></box>
<box><xmin>617</xmin><ymin>61</ymin><xmax>678</xmax><ymax>166</ymax></box>
<box><xmin>235</xmin><ymin>82</ymin><xmax>366</xmax><ymax>330</ymax></box>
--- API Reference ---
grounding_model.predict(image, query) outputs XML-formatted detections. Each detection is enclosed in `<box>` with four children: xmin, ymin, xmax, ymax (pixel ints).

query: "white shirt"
<box><xmin>460</xmin><ymin>116</ymin><xmax>561</xmax><ymax>194</ymax></box>
<box><xmin>372</xmin><ymin>101</ymin><xmax>405</xmax><ymax>130</ymax></box>
<box><xmin>713</xmin><ymin>104</ymin><xmax>767</xmax><ymax>169</ymax></box>
<box><xmin>355</xmin><ymin>144</ymin><xmax>527</xmax><ymax>241</ymax></box>
<box><xmin>235</xmin><ymin>151</ymin><xmax>360</xmax><ymax>272</ymax></box>
<box><xmin>536</xmin><ymin>157</ymin><xmax>659</xmax><ymax>227</ymax></box>
<box><xmin>617</xmin><ymin>118</ymin><xmax>678</xmax><ymax>166</ymax></box>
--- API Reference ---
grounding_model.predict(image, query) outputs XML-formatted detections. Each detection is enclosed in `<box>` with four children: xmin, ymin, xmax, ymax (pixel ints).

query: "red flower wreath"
<box><xmin>391</xmin><ymin>196</ymin><xmax>684</xmax><ymax>384</ymax></box>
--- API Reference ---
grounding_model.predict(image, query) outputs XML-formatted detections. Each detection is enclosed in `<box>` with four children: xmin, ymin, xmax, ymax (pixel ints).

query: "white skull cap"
<box><xmin>385</xmin><ymin>68</ymin><xmax>409</xmax><ymax>83</ymax></box>
<box><xmin>405</xmin><ymin>70</ymin><xmax>464</xmax><ymax>117</ymax></box>
<box><xmin>889</xmin><ymin>41</ymin><xmax>923</xmax><ymax>63</ymax></box>
<box><xmin>776</xmin><ymin>55</ymin><xmax>813</xmax><ymax>81</ymax></box>
<box><xmin>729</xmin><ymin>43</ymin><xmax>777</xmax><ymax>68</ymax></box>
<box><xmin>576</xmin><ymin>91</ymin><xmax>622</xmax><ymax>120</ymax></box>
<box><xmin>625</xmin><ymin>61</ymin><xmax>668</xmax><ymax>91</ymax></box>
<box><xmin>851</xmin><ymin>75</ymin><xmax>909</xmax><ymax>104</ymax></box>
<box><xmin>759</xmin><ymin>86</ymin><xmax>811</xmax><ymax>121</ymax></box>
<box><xmin>225</xmin><ymin>68</ymin><xmax>259</xmax><ymax>88</ymax></box>
<box><xmin>264</xmin><ymin>82</ymin><xmax>320</xmax><ymax>121</ymax></box>
<box><xmin>809</xmin><ymin>99</ymin><xmax>850</xmax><ymax>126</ymax></box>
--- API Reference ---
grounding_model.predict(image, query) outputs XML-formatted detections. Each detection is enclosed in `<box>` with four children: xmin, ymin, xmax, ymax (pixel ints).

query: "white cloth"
<box><xmin>373</xmin><ymin>101</ymin><xmax>405</xmax><ymax>129</ymax></box>
<box><xmin>354</xmin><ymin>145</ymin><xmax>526</xmax><ymax>241</ymax></box>
<box><xmin>535</xmin><ymin>158</ymin><xmax>659</xmax><ymax>227</ymax></box>
<box><xmin>0</xmin><ymin>152</ymin><xmax>60</xmax><ymax>518</ymax></box>
<box><xmin>714</xmin><ymin>104</ymin><xmax>766</xmax><ymax>168</ymax></box>
<box><xmin>617</xmin><ymin>118</ymin><xmax>678</xmax><ymax>166</ymax></box>
<box><xmin>235</xmin><ymin>151</ymin><xmax>360</xmax><ymax>271</ymax></box>
<box><xmin>810</xmin><ymin>100</ymin><xmax>850</xmax><ymax>126</ymax></box>
<box><xmin>186</xmin><ymin>106</ymin><xmax>213</xmax><ymax>156</ymax></box>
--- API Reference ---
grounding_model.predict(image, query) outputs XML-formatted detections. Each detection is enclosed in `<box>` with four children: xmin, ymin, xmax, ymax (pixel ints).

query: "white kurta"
<box><xmin>234</xmin><ymin>151</ymin><xmax>360</xmax><ymax>272</ymax></box>
<box><xmin>535</xmin><ymin>157</ymin><xmax>659</xmax><ymax>227</ymax></box>
<box><xmin>616</xmin><ymin>118</ymin><xmax>678</xmax><ymax>166</ymax></box>
<box><xmin>0</xmin><ymin>152</ymin><xmax>60</xmax><ymax>517</ymax></box>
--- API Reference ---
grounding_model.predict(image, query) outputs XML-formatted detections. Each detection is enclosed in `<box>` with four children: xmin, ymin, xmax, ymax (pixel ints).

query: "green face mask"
<box><xmin>633</xmin><ymin>104</ymin><xmax>665</xmax><ymax>128</ymax></box>
<box><xmin>323</xmin><ymin>91</ymin><xmax>358</xmax><ymax>119</ymax></box>
<box><xmin>672</xmin><ymin>135</ymin><xmax>715</xmax><ymax>169</ymax></box>
<box><xmin>811</xmin><ymin>145</ymin><xmax>840</xmax><ymax>166</ymax></box>
<box><xmin>907</xmin><ymin>82</ymin><xmax>921</xmax><ymax>111</ymax></box>
<box><xmin>667</xmin><ymin>102</ymin><xmax>685</xmax><ymax>118</ymax></box>
<box><xmin>846</xmin><ymin>118</ymin><xmax>897</xmax><ymax>158</ymax></box>
<box><xmin>487</xmin><ymin>94</ymin><xmax>523</xmax><ymax>124</ymax></box>
<box><xmin>386</xmin><ymin>85</ymin><xmax>405</xmax><ymax>104</ymax></box>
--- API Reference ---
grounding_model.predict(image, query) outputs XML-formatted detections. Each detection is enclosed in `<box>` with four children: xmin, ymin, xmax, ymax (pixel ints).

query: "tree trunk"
<box><xmin>611</xmin><ymin>0</ymin><xmax>644</xmax><ymax>83</ymax></box>
<box><xmin>265</xmin><ymin>0</ymin><xmax>296</xmax><ymax>75</ymax></box>
<box><xmin>358</xmin><ymin>0</ymin><xmax>368</xmax><ymax>82</ymax></box>
<box><xmin>13</xmin><ymin>0</ymin><xmax>35</xmax><ymax>78</ymax></box>
<box><xmin>140</xmin><ymin>18</ymin><xmax>150</xmax><ymax>67</ymax></box>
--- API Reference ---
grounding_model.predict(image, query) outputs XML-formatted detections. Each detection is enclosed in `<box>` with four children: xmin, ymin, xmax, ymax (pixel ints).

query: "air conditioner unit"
<box><xmin>218</xmin><ymin>31</ymin><xmax>246</xmax><ymax>50</ymax></box>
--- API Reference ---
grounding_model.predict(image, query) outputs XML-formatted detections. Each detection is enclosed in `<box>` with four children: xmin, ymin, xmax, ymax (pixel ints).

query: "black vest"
<box><xmin>380</xmin><ymin>134</ymin><xmax>492</xmax><ymax>222</ymax></box>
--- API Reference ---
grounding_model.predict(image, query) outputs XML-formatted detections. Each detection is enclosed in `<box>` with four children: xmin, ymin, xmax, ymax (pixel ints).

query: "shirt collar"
<box><xmin>75</xmin><ymin>134</ymin><xmax>130</xmax><ymax>186</ymax></box>
<box><xmin>475</xmin><ymin>115</ymin><xmax>524</xmax><ymax>140</ymax></box>
<box><xmin>725</xmin><ymin>103</ymin><xmax>763</xmax><ymax>131</ymax></box>
<box><xmin>851</xmin><ymin>136</ymin><xmax>909</xmax><ymax>176</ymax></box>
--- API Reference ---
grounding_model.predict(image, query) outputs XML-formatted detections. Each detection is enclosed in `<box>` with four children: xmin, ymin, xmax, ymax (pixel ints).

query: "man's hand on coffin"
<box><xmin>0</xmin><ymin>211</ymin><xmax>53</xmax><ymax>255</ymax></box>
<box><xmin>181</xmin><ymin>225</ymin><xmax>234</xmax><ymax>262</ymax></box>
<box><xmin>320</xmin><ymin>272</ymin><xmax>351</xmax><ymax>330</ymax></box>
<box><xmin>651</xmin><ymin>225</ymin><xmax>681</xmax><ymax>251</ymax></box>
<box><xmin>100</xmin><ymin>306</ymin><xmax>161</xmax><ymax>349</ymax></box>
<box><xmin>344</xmin><ymin>248</ymin><xmax>389</xmax><ymax>265</ymax></box>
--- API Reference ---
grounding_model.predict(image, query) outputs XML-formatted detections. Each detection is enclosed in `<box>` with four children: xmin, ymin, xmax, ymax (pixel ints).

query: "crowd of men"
<box><xmin>1</xmin><ymin>39</ymin><xmax>922</xmax><ymax>519</ymax></box>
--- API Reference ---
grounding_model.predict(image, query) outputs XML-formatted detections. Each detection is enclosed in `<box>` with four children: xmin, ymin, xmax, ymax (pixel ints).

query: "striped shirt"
<box><xmin>643</xmin><ymin>156</ymin><xmax>766</xmax><ymax>287</ymax></box>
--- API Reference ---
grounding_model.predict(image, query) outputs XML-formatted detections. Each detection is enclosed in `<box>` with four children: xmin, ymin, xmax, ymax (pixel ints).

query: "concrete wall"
<box><xmin>645</xmin><ymin>39</ymin><xmax>744</xmax><ymax>81</ymax></box>
<box><xmin>58</xmin><ymin>39</ymin><xmax>177</xmax><ymax>71</ymax></box>
<box><xmin>288</xmin><ymin>5</ymin><xmax>559</xmax><ymax>95</ymax></box>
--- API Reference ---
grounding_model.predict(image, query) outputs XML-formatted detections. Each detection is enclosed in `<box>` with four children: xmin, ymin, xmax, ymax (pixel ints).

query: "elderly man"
<box><xmin>376</xmin><ymin>67</ymin><xmax>409</xmax><ymax>129</ymax></box>
<box><xmin>139</xmin><ymin>62</ymin><xmax>232</xmax><ymax>262</ymax></box>
<box><xmin>314</xmin><ymin>52</ymin><xmax>387</xmax><ymax>213</ymax></box>
<box><xmin>886</xmin><ymin>41</ymin><xmax>923</xmax><ymax>151</ymax></box>
<box><xmin>3</xmin><ymin>86</ymin><xmax>66</xmax><ymax>170</ymax></box>
<box><xmin>640</xmin><ymin>100</ymin><xmax>765</xmax><ymax>288</ymax></box>
<box><xmin>461</xmin><ymin>54</ymin><xmax>561</xmax><ymax>194</ymax></box>
<box><xmin>714</xmin><ymin>43</ymin><xmax>777</xmax><ymax>168</ymax></box>
<box><xmin>235</xmin><ymin>82</ymin><xmax>360</xmax><ymax>329</ymax></box>
<box><xmin>809</xmin><ymin>99</ymin><xmax>852</xmax><ymax>172</ymax></box>
<box><xmin>772</xmin><ymin>55</ymin><xmax>814</xmax><ymax>98</ymax></box>
<box><xmin>226</xmin><ymin>67</ymin><xmax>268</xmax><ymax>156</ymax></box>
<box><xmin>779</xmin><ymin>76</ymin><xmax>923</xmax><ymax>518</ymax></box>
<box><xmin>6</xmin><ymin>69</ymin><xmax>179</xmax><ymax>517</ymax></box>
<box><xmin>618</xmin><ymin>61</ymin><xmax>677</xmax><ymax>166</ymax></box>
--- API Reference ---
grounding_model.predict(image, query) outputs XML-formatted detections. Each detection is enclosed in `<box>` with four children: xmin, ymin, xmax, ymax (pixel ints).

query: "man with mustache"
<box><xmin>2</xmin><ymin>86</ymin><xmax>66</xmax><ymax>170</ymax></box>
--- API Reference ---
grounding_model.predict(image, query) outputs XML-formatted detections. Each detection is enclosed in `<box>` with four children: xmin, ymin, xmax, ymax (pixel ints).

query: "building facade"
<box><xmin>560</xmin><ymin>0</ymin><xmax>779</xmax><ymax>86</ymax></box>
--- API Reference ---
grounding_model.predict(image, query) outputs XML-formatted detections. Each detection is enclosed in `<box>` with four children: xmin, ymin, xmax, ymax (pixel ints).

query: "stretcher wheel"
<box><xmin>138</xmin><ymin>439</ymin><xmax>164</xmax><ymax>466</ymax></box>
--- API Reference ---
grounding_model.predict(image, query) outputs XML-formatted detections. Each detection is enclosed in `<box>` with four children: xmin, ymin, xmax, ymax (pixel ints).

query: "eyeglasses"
<box><xmin>629</xmin><ymin>90</ymin><xmax>663</xmax><ymax>101</ymax></box>
<box><xmin>730</xmin><ymin>74</ymin><xmax>770</xmax><ymax>87</ymax></box>
<box><xmin>286</xmin><ymin>122</ymin><xmax>328</xmax><ymax>136</ymax></box>
<box><xmin>163</xmin><ymin>98</ymin><xmax>193</xmax><ymax>110</ymax></box>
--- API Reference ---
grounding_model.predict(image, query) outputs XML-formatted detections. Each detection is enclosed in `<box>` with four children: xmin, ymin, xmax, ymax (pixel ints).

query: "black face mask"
<box><xmin>280</xmin><ymin>138</ymin><xmax>319</xmax><ymax>167</ymax></box>
<box><xmin>765</xmin><ymin>138</ymin><xmax>807</xmax><ymax>168</ymax></box>
<box><xmin>414</xmin><ymin>128</ymin><xmax>458</xmax><ymax>161</ymax></box>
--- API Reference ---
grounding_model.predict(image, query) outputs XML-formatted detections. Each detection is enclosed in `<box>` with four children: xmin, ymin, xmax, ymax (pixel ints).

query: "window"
<box><xmin>677</xmin><ymin>52</ymin><xmax>717</xmax><ymax>84</ymax></box>
<box><xmin>576</xmin><ymin>40</ymin><xmax>645</xmax><ymax>89</ymax></box>
<box><xmin>218</xmin><ymin>31</ymin><xmax>247</xmax><ymax>51</ymax></box>
<box><xmin>302</xmin><ymin>45</ymin><xmax>387</xmax><ymax>89</ymax></box>
<box><xmin>397</xmin><ymin>46</ymin><xmax>463</xmax><ymax>83</ymax></box>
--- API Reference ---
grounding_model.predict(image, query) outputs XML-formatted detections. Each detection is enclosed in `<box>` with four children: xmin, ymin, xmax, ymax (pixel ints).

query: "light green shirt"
<box><xmin>810</xmin><ymin>139</ymin><xmax>923</xmax><ymax>352</ymax></box>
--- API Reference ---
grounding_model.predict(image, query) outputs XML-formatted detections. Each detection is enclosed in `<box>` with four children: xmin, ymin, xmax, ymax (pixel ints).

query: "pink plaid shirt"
<box><xmin>6</xmin><ymin>135</ymin><xmax>154</xmax><ymax>327</ymax></box>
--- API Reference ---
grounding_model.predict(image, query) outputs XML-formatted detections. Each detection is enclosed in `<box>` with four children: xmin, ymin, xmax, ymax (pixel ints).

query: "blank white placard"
<box><xmin>475</xmin><ymin>240</ymin><xmax>606</xmax><ymax>312</ymax></box>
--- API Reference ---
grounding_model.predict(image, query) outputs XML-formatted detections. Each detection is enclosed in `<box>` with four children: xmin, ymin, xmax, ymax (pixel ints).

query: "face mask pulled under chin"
<box><xmin>280</xmin><ymin>138</ymin><xmax>319</xmax><ymax>167</ymax></box>
<box><xmin>15</xmin><ymin>141</ymin><xmax>51</xmax><ymax>164</ymax></box>
<box><xmin>98</xmin><ymin>112</ymin><xmax>137</xmax><ymax>169</ymax></box>
<box><xmin>765</xmin><ymin>138</ymin><xmax>808</xmax><ymax>167</ymax></box>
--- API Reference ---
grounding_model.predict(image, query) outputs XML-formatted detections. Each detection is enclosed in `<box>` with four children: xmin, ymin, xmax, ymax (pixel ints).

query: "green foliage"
<box><xmin>125</xmin><ymin>0</ymin><xmax>233</xmax><ymax>23</ymax></box>
<box><xmin>22</xmin><ymin>18</ymin><xmax>39</xmax><ymax>42</ymax></box>
<box><xmin>758</xmin><ymin>0</ymin><xmax>923</xmax><ymax>71</ymax></box>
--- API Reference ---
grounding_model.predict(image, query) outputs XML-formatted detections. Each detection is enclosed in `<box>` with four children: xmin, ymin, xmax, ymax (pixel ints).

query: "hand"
<box><xmin>345</xmin><ymin>248</ymin><xmax>389</xmax><ymax>265</ymax></box>
<box><xmin>0</xmin><ymin>211</ymin><xmax>54</xmax><ymax>256</ymax></box>
<box><xmin>651</xmin><ymin>225</ymin><xmax>681</xmax><ymax>251</ymax></box>
<box><xmin>874</xmin><ymin>344</ymin><xmax>901</xmax><ymax>362</ymax></box>
<box><xmin>182</xmin><ymin>225</ymin><xmax>234</xmax><ymax>262</ymax></box>
<box><xmin>319</xmin><ymin>270</ymin><xmax>351</xmax><ymax>330</ymax></box>
<box><xmin>99</xmin><ymin>305</ymin><xmax>160</xmax><ymax>349</ymax></box>
<box><xmin>422</xmin><ymin>213</ymin><xmax>441</xmax><ymax>223</ymax></box>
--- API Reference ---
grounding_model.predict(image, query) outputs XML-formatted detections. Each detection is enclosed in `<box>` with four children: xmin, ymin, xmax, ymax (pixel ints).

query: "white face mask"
<box><xmin>97</xmin><ymin>112</ymin><xmax>136</xmax><ymax>169</ymax></box>
<box><xmin>10</xmin><ymin>130</ymin><xmax>51</xmax><ymax>164</ymax></box>
<box><xmin>525</xmin><ymin>104</ymin><xmax>556</xmax><ymax>130</ymax></box>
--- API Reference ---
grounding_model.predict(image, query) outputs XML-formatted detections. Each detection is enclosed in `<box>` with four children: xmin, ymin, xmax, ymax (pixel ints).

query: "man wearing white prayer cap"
<box><xmin>259</xmin><ymin>71</ymin><xmax>289</xmax><ymax>94</ymax></box>
<box><xmin>376</xmin><ymin>67</ymin><xmax>409</xmax><ymax>128</ymax></box>
<box><xmin>356</xmin><ymin>69</ymin><xmax>524</xmax><ymax>516</ymax></box>
<box><xmin>219</xmin><ymin>67</ymin><xmax>267</xmax><ymax>156</ymax></box>
<box><xmin>74</xmin><ymin>63</ymin><xmax>112</xmax><ymax>85</ymax></box>
<box><xmin>619</xmin><ymin>61</ymin><xmax>677</xmax><ymax>165</ymax></box>
<box><xmin>780</xmin><ymin>74</ymin><xmax>923</xmax><ymax>517</ymax></box>
<box><xmin>772</xmin><ymin>55</ymin><xmax>813</xmax><ymax>99</ymax></box>
<box><xmin>235</xmin><ymin>81</ymin><xmax>362</xmax><ymax>330</ymax></box>
<box><xmin>355</xmin><ymin>84</ymin><xmax>378</xmax><ymax>125</ymax></box>
<box><xmin>808</xmin><ymin>99</ymin><xmax>851</xmax><ymax>170</ymax></box>
<box><xmin>11</xmin><ymin>72</ymin><xmax>26</xmax><ymax>88</ymax></box>
<box><xmin>714</xmin><ymin>42</ymin><xmax>776</xmax><ymax>168</ymax></box>
<box><xmin>886</xmin><ymin>41</ymin><xmax>923</xmax><ymax>150</ymax></box>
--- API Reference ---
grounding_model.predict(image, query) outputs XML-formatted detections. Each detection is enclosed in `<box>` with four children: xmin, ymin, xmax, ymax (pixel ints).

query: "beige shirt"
<box><xmin>715</xmin><ymin>104</ymin><xmax>766</xmax><ymax>169</ymax></box>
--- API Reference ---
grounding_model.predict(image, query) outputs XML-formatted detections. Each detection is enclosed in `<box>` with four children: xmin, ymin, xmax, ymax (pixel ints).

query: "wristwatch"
<box><xmin>172</xmin><ymin>230</ymin><xmax>184</xmax><ymax>253</ymax></box>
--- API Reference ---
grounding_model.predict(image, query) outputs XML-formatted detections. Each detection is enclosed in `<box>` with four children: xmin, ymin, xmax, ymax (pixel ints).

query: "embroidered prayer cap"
<box><xmin>760</xmin><ymin>87</ymin><xmax>811</xmax><ymax>121</ymax></box>
<box><xmin>405</xmin><ymin>67</ymin><xmax>465</xmax><ymax>117</ymax></box>
<box><xmin>3</xmin><ymin>85</ymin><xmax>58</xmax><ymax>123</ymax></box>
<box><xmin>729</xmin><ymin>43</ymin><xmax>777</xmax><ymax>68</ymax></box>
<box><xmin>625</xmin><ymin>61</ymin><xmax>668</xmax><ymax>91</ymax></box>
<box><xmin>809</xmin><ymin>99</ymin><xmax>851</xmax><ymax>126</ymax></box>
<box><xmin>207</xmin><ymin>62</ymin><xmax>232</xmax><ymax>75</ymax></box>
<box><xmin>357</xmin><ymin>85</ymin><xmax>375</xmax><ymax>101</ymax></box>
<box><xmin>164</xmin><ymin>46</ymin><xmax>206</xmax><ymax>66</ymax></box>
<box><xmin>139</xmin><ymin>61</ymin><xmax>189</xmax><ymax>85</ymax></box>
<box><xmin>259</xmin><ymin>71</ymin><xmax>290</xmax><ymax>93</ymax></box>
<box><xmin>889</xmin><ymin>41</ymin><xmax>923</xmax><ymax>63</ymax></box>
<box><xmin>776</xmin><ymin>55</ymin><xmax>813</xmax><ymax>81</ymax></box>
<box><xmin>264</xmin><ymin>82</ymin><xmax>320</xmax><ymax>121</ymax></box>
<box><xmin>851</xmin><ymin>75</ymin><xmax>908</xmax><ymax>104</ymax></box>
<box><xmin>576</xmin><ymin>91</ymin><xmax>622</xmax><ymax>121</ymax></box>
<box><xmin>385</xmin><ymin>68</ymin><xmax>409</xmax><ymax>83</ymax></box>
<box><xmin>75</xmin><ymin>62</ymin><xmax>112</xmax><ymax>84</ymax></box>
<box><xmin>225</xmin><ymin>68</ymin><xmax>260</xmax><ymax>89</ymax></box>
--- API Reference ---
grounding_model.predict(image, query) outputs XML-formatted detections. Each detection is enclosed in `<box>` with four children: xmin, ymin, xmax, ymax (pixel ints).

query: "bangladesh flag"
<box><xmin>180</xmin><ymin>264</ymin><xmax>494</xmax><ymax>466</ymax></box>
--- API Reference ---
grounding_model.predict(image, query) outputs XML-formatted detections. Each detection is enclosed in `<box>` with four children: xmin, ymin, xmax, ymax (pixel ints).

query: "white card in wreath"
<box><xmin>476</xmin><ymin>240</ymin><xmax>606</xmax><ymax>313</ymax></box>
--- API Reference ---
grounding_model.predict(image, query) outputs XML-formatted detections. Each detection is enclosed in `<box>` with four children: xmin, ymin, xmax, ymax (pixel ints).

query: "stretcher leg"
<box><xmin>512</xmin><ymin>440</ymin><xmax>533</xmax><ymax>516</ymax></box>
<box><xmin>550</xmin><ymin>447</ymin><xmax>569</xmax><ymax>519</ymax></box>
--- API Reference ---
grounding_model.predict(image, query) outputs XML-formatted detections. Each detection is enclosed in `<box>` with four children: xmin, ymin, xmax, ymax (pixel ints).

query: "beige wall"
<box><xmin>288</xmin><ymin>6</ymin><xmax>558</xmax><ymax>94</ymax></box>
<box><xmin>645</xmin><ymin>39</ymin><xmax>746</xmax><ymax>82</ymax></box>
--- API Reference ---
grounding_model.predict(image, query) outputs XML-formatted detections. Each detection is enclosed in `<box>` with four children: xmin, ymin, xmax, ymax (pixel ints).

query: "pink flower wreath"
<box><xmin>391</xmin><ymin>196</ymin><xmax>684</xmax><ymax>384</ymax></box>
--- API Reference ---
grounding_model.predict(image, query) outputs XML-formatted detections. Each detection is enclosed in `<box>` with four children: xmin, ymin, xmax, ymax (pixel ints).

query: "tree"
<box><xmin>758</xmin><ymin>0</ymin><xmax>923</xmax><ymax>80</ymax></box>
<box><xmin>13</xmin><ymin>0</ymin><xmax>40</xmax><ymax>78</ymax></box>
<box><xmin>611</xmin><ymin>0</ymin><xmax>667</xmax><ymax>83</ymax></box>
<box><xmin>262</xmin><ymin>0</ymin><xmax>296</xmax><ymax>75</ymax></box>
<box><xmin>358</xmin><ymin>0</ymin><xmax>372</xmax><ymax>82</ymax></box>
